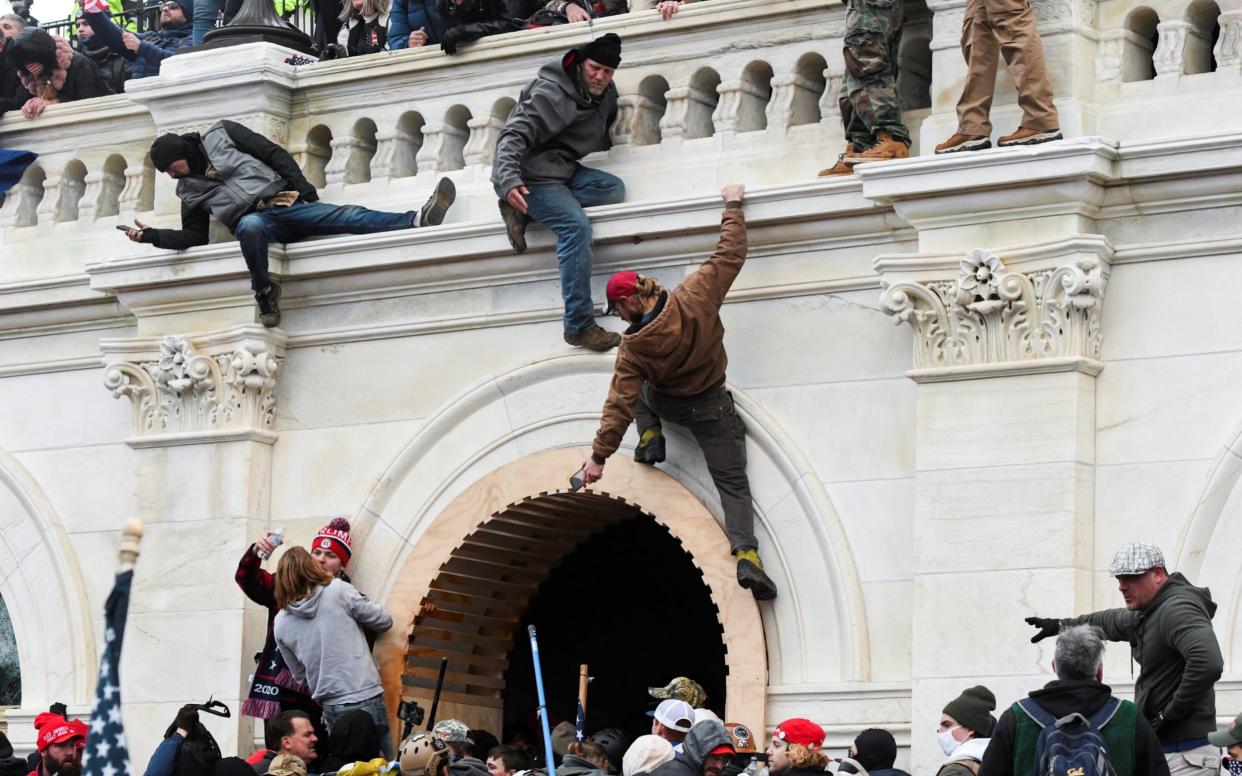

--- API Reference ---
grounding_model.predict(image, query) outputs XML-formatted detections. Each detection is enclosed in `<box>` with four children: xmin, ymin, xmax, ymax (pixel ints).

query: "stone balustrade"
<box><xmin>3</xmin><ymin>0</ymin><xmax>1242</xmax><ymax>286</ymax></box>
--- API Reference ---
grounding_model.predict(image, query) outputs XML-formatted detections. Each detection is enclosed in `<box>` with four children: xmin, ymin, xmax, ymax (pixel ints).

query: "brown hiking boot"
<box><xmin>497</xmin><ymin>198</ymin><xmax>529</xmax><ymax>254</ymax></box>
<box><xmin>564</xmin><ymin>324</ymin><xmax>620</xmax><ymax>352</ymax></box>
<box><xmin>843</xmin><ymin>131</ymin><xmax>910</xmax><ymax>164</ymax></box>
<box><xmin>998</xmin><ymin>127</ymin><xmax>1063</xmax><ymax>147</ymax></box>
<box><xmin>817</xmin><ymin>143</ymin><xmax>857</xmax><ymax>177</ymax></box>
<box><xmin>935</xmin><ymin>133</ymin><xmax>991</xmax><ymax>154</ymax></box>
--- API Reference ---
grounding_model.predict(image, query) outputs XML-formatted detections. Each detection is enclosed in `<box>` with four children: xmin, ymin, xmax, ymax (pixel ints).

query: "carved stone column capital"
<box><xmin>100</xmin><ymin>325</ymin><xmax>287</xmax><ymax>448</ymax></box>
<box><xmin>879</xmin><ymin>240</ymin><xmax>1110</xmax><ymax>380</ymax></box>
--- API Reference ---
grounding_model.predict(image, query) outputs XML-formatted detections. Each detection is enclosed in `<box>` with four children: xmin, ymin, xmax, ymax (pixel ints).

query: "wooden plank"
<box><xmin>453</xmin><ymin>543</ymin><xmax>556</xmax><ymax>572</ymax></box>
<box><xmin>441</xmin><ymin>556</ymin><xmax>546</xmax><ymax>583</ymax></box>
<box><xmin>406</xmin><ymin>647</ymin><xmax>510</xmax><ymax>672</ymax></box>
<box><xmin>433</xmin><ymin>567</ymin><xmax>540</xmax><ymax>593</ymax></box>
<box><xmin>457</xmin><ymin>536</ymin><xmax>560</xmax><ymax>566</ymax></box>
<box><xmin>402</xmin><ymin>672</ymin><xmax>505</xmax><ymax>697</ymax></box>
<box><xmin>426</xmin><ymin>588</ymin><xmax>526</xmax><ymax>618</ymax></box>
<box><xmin>401</xmin><ymin>687</ymin><xmax>503</xmax><ymax>709</ymax></box>
<box><xmin>418</xmin><ymin>606</ymin><xmax>517</xmax><ymax>630</ymax></box>
<box><xmin>469</xmin><ymin>525</ymin><xmax>579</xmax><ymax>554</ymax></box>
<box><xmin>412</xmin><ymin>624</ymin><xmax>514</xmax><ymax>647</ymax></box>
<box><xmin>405</xmin><ymin>663</ymin><xmax>507</xmax><ymax>690</ymax></box>
<box><xmin>432</xmin><ymin>571</ymin><xmax>534</xmax><ymax>598</ymax></box>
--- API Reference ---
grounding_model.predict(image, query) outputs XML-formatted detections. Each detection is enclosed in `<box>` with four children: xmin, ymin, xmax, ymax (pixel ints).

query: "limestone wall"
<box><xmin>2</xmin><ymin>1</ymin><xmax>1242</xmax><ymax>773</ymax></box>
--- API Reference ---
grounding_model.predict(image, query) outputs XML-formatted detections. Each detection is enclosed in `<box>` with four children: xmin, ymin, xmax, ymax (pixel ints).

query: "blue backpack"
<box><xmin>1016</xmin><ymin>697</ymin><xmax>1121</xmax><ymax>776</ymax></box>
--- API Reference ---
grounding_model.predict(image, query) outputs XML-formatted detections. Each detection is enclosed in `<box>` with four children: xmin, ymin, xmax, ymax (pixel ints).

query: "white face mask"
<box><xmin>937</xmin><ymin>727</ymin><xmax>961</xmax><ymax>757</ymax></box>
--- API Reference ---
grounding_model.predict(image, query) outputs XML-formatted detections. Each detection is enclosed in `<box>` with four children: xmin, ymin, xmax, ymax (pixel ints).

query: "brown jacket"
<box><xmin>592</xmin><ymin>204</ymin><xmax>747</xmax><ymax>461</ymax></box>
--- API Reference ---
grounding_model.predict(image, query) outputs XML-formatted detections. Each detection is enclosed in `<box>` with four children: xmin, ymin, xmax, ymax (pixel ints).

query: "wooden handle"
<box><xmin>118</xmin><ymin>518</ymin><xmax>144</xmax><ymax>572</ymax></box>
<box><xmin>578</xmin><ymin>663</ymin><xmax>589</xmax><ymax>713</ymax></box>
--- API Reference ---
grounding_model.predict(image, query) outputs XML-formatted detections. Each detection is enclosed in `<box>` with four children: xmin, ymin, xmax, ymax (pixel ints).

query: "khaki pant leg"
<box><xmin>987</xmin><ymin>0</ymin><xmax>1060</xmax><ymax>130</ymax></box>
<box><xmin>955</xmin><ymin>0</ymin><xmax>1001</xmax><ymax>135</ymax></box>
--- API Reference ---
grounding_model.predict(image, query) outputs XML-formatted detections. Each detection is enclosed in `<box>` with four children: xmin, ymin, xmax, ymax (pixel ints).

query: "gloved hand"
<box><xmin>1149</xmin><ymin>711</ymin><xmax>1166</xmax><ymax>732</ymax></box>
<box><xmin>174</xmin><ymin>704</ymin><xmax>199</xmax><ymax>736</ymax></box>
<box><xmin>440</xmin><ymin>28</ymin><xmax>463</xmax><ymax>55</ymax></box>
<box><xmin>1025</xmin><ymin>616</ymin><xmax>1063</xmax><ymax>643</ymax></box>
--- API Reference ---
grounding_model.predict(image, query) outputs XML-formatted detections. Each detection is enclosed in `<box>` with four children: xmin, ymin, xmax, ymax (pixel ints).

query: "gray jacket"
<box><xmin>274</xmin><ymin>578</ymin><xmax>394</xmax><ymax>706</ymax></box>
<box><xmin>649</xmin><ymin>721</ymin><xmax>732</xmax><ymax>776</ymax></box>
<box><xmin>176</xmin><ymin>120</ymin><xmax>287</xmax><ymax>230</ymax></box>
<box><xmin>491</xmin><ymin>53</ymin><xmax>617</xmax><ymax>194</ymax></box>
<box><xmin>1069</xmin><ymin>572</ymin><xmax>1223</xmax><ymax>744</ymax></box>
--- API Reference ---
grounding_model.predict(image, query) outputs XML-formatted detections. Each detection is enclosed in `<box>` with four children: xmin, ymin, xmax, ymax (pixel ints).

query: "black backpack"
<box><xmin>1016</xmin><ymin>697</ymin><xmax>1121</xmax><ymax>776</ymax></box>
<box><xmin>163</xmin><ymin>720</ymin><xmax>222</xmax><ymax>776</ymax></box>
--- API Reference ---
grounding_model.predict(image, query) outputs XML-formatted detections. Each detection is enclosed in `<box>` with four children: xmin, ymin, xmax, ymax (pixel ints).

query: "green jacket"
<box><xmin>1069</xmin><ymin>573</ymin><xmax>1223</xmax><ymax>745</ymax></box>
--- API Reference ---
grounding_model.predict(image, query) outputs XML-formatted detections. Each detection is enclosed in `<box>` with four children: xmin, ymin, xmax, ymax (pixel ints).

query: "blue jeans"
<box><xmin>192</xmin><ymin>0</ymin><xmax>226</xmax><ymax>43</ymax></box>
<box><xmin>321</xmin><ymin>693</ymin><xmax>393</xmax><ymax>760</ymax></box>
<box><xmin>498</xmin><ymin>166</ymin><xmax>625</xmax><ymax>335</ymax></box>
<box><xmin>234</xmin><ymin>201</ymin><xmax>414</xmax><ymax>293</ymax></box>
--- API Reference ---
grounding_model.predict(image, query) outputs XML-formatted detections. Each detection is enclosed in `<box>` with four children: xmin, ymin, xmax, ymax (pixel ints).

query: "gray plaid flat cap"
<box><xmin>1108</xmin><ymin>542</ymin><xmax>1166</xmax><ymax>576</ymax></box>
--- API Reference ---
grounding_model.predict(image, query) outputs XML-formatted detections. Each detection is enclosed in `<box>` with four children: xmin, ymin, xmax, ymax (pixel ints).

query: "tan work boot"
<box><xmin>817</xmin><ymin>143</ymin><xmax>857</xmax><ymax>177</ymax></box>
<box><xmin>564</xmin><ymin>324</ymin><xmax>621</xmax><ymax>352</ymax></box>
<box><xmin>843</xmin><ymin>131</ymin><xmax>910</xmax><ymax>164</ymax></box>
<box><xmin>935</xmin><ymin>133</ymin><xmax>991</xmax><ymax>154</ymax></box>
<box><xmin>998</xmin><ymin>127</ymin><xmax>1063</xmax><ymax>147</ymax></box>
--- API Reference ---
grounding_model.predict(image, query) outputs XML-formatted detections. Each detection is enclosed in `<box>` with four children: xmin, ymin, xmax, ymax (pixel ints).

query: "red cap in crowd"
<box><xmin>605</xmin><ymin>271</ymin><xmax>639</xmax><ymax>314</ymax></box>
<box><xmin>34</xmin><ymin>714</ymin><xmax>86</xmax><ymax>753</ymax></box>
<box><xmin>774</xmin><ymin>718</ymin><xmax>825</xmax><ymax>750</ymax></box>
<box><xmin>312</xmin><ymin>518</ymin><xmax>353</xmax><ymax>566</ymax></box>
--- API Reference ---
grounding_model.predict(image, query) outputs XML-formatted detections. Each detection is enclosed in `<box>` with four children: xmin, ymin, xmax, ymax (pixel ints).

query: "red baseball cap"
<box><xmin>774</xmin><ymin>718</ymin><xmax>825</xmax><ymax>749</ymax></box>
<box><xmin>35</xmin><ymin>715</ymin><xmax>86</xmax><ymax>752</ymax></box>
<box><xmin>708</xmin><ymin>744</ymin><xmax>736</xmax><ymax>757</ymax></box>
<box><xmin>605</xmin><ymin>271</ymin><xmax>639</xmax><ymax>314</ymax></box>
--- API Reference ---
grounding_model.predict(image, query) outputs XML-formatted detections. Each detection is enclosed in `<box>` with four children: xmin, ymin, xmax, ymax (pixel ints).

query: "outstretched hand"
<box><xmin>721</xmin><ymin>183</ymin><xmax>745</xmax><ymax>204</ymax></box>
<box><xmin>1025</xmin><ymin>616</ymin><xmax>1063</xmax><ymax>643</ymax></box>
<box><xmin>123</xmin><ymin>218</ymin><xmax>149</xmax><ymax>243</ymax></box>
<box><xmin>581</xmin><ymin>457</ymin><xmax>604</xmax><ymax>485</ymax></box>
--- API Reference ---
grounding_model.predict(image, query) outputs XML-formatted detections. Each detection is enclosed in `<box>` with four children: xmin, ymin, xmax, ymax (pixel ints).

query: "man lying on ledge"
<box><xmin>121</xmin><ymin>120</ymin><xmax>456</xmax><ymax>328</ymax></box>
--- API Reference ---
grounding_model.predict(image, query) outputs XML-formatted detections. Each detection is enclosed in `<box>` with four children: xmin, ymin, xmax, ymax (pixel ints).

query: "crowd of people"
<box><xmin>2</xmin><ymin>528</ymin><xmax>1237</xmax><ymax>776</ymax></box>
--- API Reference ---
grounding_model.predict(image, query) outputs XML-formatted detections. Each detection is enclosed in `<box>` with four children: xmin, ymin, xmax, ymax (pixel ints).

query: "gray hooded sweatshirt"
<box><xmin>274</xmin><ymin>578</ymin><xmax>394</xmax><ymax>705</ymax></box>
<box><xmin>649</xmin><ymin>721</ymin><xmax>733</xmax><ymax>776</ymax></box>
<box><xmin>491</xmin><ymin>52</ymin><xmax>617</xmax><ymax>195</ymax></box>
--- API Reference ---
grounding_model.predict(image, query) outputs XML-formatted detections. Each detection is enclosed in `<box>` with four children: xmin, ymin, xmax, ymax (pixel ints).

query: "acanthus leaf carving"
<box><xmin>102</xmin><ymin>326</ymin><xmax>285</xmax><ymax>447</ymax></box>
<box><xmin>881</xmin><ymin>248</ymin><xmax>1107</xmax><ymax>371</ymax></box>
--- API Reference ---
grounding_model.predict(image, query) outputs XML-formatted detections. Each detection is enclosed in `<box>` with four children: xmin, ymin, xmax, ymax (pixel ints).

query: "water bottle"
<box><xmin>256</xmin><ymin>526</ymin><xmax>285</xmax><ymax>559</ymax></box>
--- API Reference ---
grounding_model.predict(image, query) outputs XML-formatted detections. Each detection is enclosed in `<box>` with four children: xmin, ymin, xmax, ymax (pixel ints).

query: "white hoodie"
<box><xmin>943</xmin><ymin>738</ymin><xmax>990</xmax><ymax>770</ymax></box>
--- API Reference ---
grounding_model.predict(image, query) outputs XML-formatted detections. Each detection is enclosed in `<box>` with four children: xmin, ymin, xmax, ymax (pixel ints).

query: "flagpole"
<box><xmin>118</xmin><ymin>518</ymin><xmax>144</xmax><ymax>570</ymax></box>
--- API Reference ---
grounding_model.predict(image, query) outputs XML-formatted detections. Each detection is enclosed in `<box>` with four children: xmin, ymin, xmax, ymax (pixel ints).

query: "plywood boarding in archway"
<box><xmin>403</xmin><ymin>491</ymin><xmax>644</xmax><ymax>716</ymax></box>
<box><xmin>379</xmin><ymin>448</ymin><xmax>766</xmax><ymax>737</ymax></box>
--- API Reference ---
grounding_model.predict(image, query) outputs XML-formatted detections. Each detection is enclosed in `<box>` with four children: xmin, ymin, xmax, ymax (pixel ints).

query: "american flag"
<box><xmin>82</xmin><ymin>569</ymin><xmax>134</xmax><ymax>776</ymax></box>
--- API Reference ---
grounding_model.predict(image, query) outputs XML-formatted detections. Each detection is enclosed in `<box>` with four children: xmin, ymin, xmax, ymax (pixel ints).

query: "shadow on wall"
<box><xmin>0</xmin><ymin>593</ymin><xmax>19</xmax><ymax>706</ymax></box>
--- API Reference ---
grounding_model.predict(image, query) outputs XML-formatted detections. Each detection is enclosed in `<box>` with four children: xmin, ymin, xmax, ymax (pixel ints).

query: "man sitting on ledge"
<box><xmin>121</xmin><ymin>119</ymin><xmax>456</xmax><ymax>328</ymax></box>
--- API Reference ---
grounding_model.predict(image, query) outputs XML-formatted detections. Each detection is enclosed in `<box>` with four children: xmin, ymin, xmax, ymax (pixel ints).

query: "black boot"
<box><xmin>634</xmin><ymin>427</ymin><xmax>666</xmax><ymax>465</ymax></box>
<box><xmin>497</xmin><ymin>198</ymin><xmax>529</xmax><ymax>254</ymax></box>
<box><xmin>256</xmin><ymin>281</ymin><xmax>282</xmax><ymax>328</ymax></box>
<box><xmin>735</xmin><ymin>548</ymin><xmax>777</xmax><ymax>601</ymax></box>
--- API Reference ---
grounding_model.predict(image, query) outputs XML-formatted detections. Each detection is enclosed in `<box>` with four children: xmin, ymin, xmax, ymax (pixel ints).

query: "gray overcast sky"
<box><xmin>3</xmin><ymin>0</ymin><xmax>81</xmax><ymax>26</ymax></box>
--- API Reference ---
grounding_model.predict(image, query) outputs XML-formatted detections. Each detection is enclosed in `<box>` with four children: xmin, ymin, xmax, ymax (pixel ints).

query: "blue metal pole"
<box><xmin>528</xmin><ymin>624</ymin><xmax>557</xmax><ymax>776</ymax></box>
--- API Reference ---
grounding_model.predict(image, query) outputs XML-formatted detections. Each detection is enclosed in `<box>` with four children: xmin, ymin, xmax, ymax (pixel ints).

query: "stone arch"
<box><xmin>390</xmin><ymin>454</ymin><xmax>750</xmax><ymax>732</ymax></box>
<box><xmin>1124</xmin><ymin>7</ymin><xmax>1161</xmax><ymax>81</ymax></box>
<box><xmin>1173</xmin><ymin>419</ymin><xmax>1242</xmax><ymax>666</ymax></box>
<box><xmin>346</xmin><ymin>352</ymin><xmax>870</xmax><ymax>727</ymax></box>
<box><xmin>0</xmin><ymin>446</ymin><xmax>95</xmax><ymax>727</ymax></box>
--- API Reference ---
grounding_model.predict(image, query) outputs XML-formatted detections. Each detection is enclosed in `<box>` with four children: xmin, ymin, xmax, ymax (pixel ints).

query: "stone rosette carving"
<box><xmin>101</xmin><ymin>326</ymin><xmax>286</xmax><ymax>446</ymax></box>
<box><xmin>880</xmin><ymin>249</ymin><xmax>1106</xmax><ymax>371</ymax></box>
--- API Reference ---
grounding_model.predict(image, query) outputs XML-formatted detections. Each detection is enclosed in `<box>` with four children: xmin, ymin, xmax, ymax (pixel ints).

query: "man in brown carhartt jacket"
<box><xmin>579</xmin><ymin>183</ymin><xmax>777</xmax><ymax>601</ymax></box>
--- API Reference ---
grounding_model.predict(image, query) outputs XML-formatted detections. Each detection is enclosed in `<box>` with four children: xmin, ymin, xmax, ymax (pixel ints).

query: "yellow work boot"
<box><xmin>734</xmin><ymin>548</ymin><xmax>777</xmax><ymax>601</ymax></box>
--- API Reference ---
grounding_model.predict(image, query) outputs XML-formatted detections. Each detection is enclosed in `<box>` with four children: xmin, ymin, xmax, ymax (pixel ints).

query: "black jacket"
<box><xmin>436</xmin><ymin>0</ymin><xmax>525</xmax><ymax>53</ymax></box>
<box><xmin>74</xmin><ymin>38</ymin><xmax>133</xmax><ymax>94</ymax></box>
<box><xmin>979</xmin><ymin>679</ymin><xmax>1168</xmax><ymax>776</ymax></box>
<box><xmin>650</xmin><ymin>722</ymin><xmax>734</xmax><ymax>776</ymax></box>
<box><xmin>318</xmin><ymin>709</ymin><xmax>381</xmax><ymax>772</ymax></box>
<box><xmin>144</xmin><ymin>120</ymin><xmax>318</xmax><ymax>251</ymax></box>
<box><xmin>1069</xmin><ymin>573</ymin><xmax>1224</xmax><ymax>745</ymax></box>
<box><xmin>0</xmin><ymin>47</ymin><xmax>32</xmax><ymax>116</ymax></box>
<box><xmin>5</xmin><ymin>27</ymin><xmax>108</xmax><ymax>103</ymax></box>
<box><xmin>557</xmin><ymin>756</ymin><xmax>607</xmax><ymax>776</ymax></box>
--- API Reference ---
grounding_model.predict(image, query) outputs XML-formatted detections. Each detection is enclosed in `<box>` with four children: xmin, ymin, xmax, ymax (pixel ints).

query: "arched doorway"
<box><xmin>370</xmin><ymin>448</ymin><xmax>767</xmax><ymax>740</ymax></box>
<box><xmin>402</xmin><ymin>488</ymin><xmax>728</xmax><ymax>736</ymax></box>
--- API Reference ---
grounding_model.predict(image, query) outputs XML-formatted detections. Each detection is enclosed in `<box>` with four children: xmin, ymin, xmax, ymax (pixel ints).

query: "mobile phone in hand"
<box><xmin>569</xmin><ymin>466</ymin><xmax>585</xmax><ymax>492</ymax></box>
<box><xmin>116</xmin><ymin>225</ymin><xmax>134</xmax><ymax>232</ymax></box>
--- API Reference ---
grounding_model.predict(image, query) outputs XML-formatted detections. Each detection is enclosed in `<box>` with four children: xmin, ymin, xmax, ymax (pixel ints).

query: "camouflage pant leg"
<box><xmin>842</xmin><ymin>0</ymin><xmax>911</xmax><ymax>144</ymax></box>
<box><xmin>837</xmin><ymin>80</ymin><xmax>872</xmax><ymax>150</ymax></box>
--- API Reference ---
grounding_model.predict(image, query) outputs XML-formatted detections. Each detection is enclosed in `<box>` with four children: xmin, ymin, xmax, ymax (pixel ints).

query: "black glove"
<box><xmin>1025</xmin><ymin>616</ymin><xmax>1063</xmax><ymax>643</ymax></box>
<box><xmin>1149</xmin><ymin>711</ymin><xmax>1166</xmax><ymax>732</ymax></box>
<box><xmin>440</xmin><ymin>28</ymin><xmax>463</xmax><ymax>55</ymax></box>
<box><xmin>174</xmin><ymin>704</ymin><xmax>199</xmax><ymax>735</ymax></box>
<box><xmin>298</xmin><ymin>185</ymin><xmax>319</xmax><ymax>203</ymax></box>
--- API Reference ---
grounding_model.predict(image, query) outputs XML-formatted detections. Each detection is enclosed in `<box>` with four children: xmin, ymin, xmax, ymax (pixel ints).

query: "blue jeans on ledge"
<box><xmin>496</xmin><ymin>165</ymin><xmax>625</xmax><ymax>335</ymax></box>
<box><xmin>234</xmin><ymin>201</ymin><xmax>414</xmax><ymax>293</ymax></box>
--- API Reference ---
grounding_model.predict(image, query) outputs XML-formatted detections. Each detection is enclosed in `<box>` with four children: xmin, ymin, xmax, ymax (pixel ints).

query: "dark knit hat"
<box><xmin>853</xmin><ymin>729</ymin><xmax>897</xmax><ymax>772</ymax></box>
<box><xmin>149</xmin><ymin>133</ymin><xmax>195</xmax><ymax>172</ymax></box>
<box><xmin>578</xmin><ymin>33</ymin><xmax>621</xmax><ymax>68</ymax></box>
<box><xmin>943</xmin><ymin>686</ymin><xmax>996</xmax><ymax>735</ymax></box>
